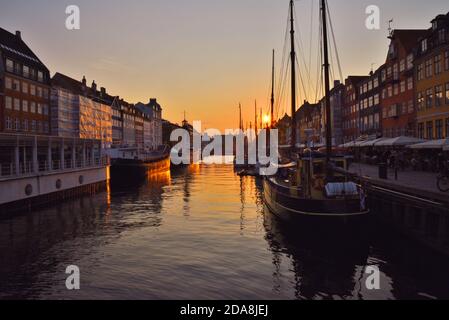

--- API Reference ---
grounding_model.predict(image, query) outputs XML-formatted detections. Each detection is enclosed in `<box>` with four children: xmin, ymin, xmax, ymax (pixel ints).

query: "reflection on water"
<box><xmin>0</xmin><ymin>164</ymin><xmax>449</xmax><ymax>300</ymax></box>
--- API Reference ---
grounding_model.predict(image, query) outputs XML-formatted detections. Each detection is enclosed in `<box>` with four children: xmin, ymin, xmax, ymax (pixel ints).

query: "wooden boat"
<box><xmin>263</xmin><ymin>0</ymin><xmax>369</xmax><ymax>223</ymax></box>
<box><xmin>264</xmin><ymin>150</ymin><xmax>369</xmax><ymax>223</ymax></box>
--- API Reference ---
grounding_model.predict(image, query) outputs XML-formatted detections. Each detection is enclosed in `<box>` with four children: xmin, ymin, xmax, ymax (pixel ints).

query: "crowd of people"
<box><xmin>352</xmin><ymin>147</ymin><xmax>449</xmax><ymax>174</ymax></box>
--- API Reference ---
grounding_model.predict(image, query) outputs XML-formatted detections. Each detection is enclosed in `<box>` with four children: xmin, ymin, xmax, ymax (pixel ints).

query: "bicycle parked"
<box><xmin>437</xmin><ymin>161</ymin><xmax>449</xmax><ymax>192</ymax></box>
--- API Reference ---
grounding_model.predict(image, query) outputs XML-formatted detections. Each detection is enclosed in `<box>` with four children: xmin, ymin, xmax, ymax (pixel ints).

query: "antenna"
<box><xmin>388</xmin><ymin>19</ymin><xmax>394</xmax><ymax>38</ymax></box>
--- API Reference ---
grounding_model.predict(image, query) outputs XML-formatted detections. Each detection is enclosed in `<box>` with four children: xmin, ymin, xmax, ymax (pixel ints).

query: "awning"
<box><xmin>340</xmin><ymin>140</ymin><xmax>365</xmax><ymax>148</ymax></box>
<box><xmin>408</xmin><ymin>138</ymin><xmax>449</xmax><ymax>150</ymax></box>
<box><xmin>359</xmin><ymin>138</ymin><xmax>388</xmax><ymax>147</ymax></box>
<box><xmin>375</xmin><ymin>136</ymin><xmax>425</xmax><ymax>147</ymax></box>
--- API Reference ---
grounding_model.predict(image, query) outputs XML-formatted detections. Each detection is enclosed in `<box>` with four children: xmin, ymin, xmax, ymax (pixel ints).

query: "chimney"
<box><xmin>15</xmin><ymin>31</ymin><xmax>21</xmax><ymax>39</ymax></box>
<box><xmin>82</xmin><ymin>76</ymin><xmax>87</xmax><ymax>86</ymax></box>
<box><xmin>334</xmin><ymin>80</ymin><xmax>341</xmax><ymax>88</ymax></box>
<box><xmin>100</xmin><ymin>87</ymin><xmax>106</xmax><ymax>97</ymax></box>
<box><xmin>91</xmin><ymin>80</ymin><xmax>97</xmax><ymax>92</ymax></box>
<box><xmin>149</xmin><ymin>98</ymin><xmax>157</xmax><ymax>104</ymax></box>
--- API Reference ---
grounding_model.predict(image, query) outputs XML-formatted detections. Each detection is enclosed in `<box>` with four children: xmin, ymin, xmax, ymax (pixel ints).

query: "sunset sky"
<box><xmin>1</xmin><ymin>0</ymin><xmax>448</xmax><ymax>130</ymax></box>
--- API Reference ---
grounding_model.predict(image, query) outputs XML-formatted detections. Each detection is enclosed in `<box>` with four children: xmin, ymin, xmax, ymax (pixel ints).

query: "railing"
<box><xmin>0</xmin><ymin>156</ymin><xmax>109</xmax><ymax>178</ymax></box>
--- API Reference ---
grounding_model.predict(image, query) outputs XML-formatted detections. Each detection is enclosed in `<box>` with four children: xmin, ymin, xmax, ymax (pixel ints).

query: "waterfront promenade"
<box><xmin>348</xmin><ymin>163</ymin><xmax>447</xmax><ymax>204</ymax></box>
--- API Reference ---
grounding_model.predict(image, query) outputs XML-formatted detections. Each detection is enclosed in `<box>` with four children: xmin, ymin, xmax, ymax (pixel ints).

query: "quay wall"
<box><xmin>364</xmin><ymin>181</ymin><xmax>449</xmax><ymax>256</ymax></box>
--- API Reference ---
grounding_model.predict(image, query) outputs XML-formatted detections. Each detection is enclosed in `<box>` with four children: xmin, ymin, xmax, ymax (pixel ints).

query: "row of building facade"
<box><xmin>0</xmin><ymin>27</ymin><xmax>163</xmax><ymax>150</ymax></box>
<box><xmin>278</xmin><ymin>12</ymin><xmax>449</xmax><ymax>146</ymax></box>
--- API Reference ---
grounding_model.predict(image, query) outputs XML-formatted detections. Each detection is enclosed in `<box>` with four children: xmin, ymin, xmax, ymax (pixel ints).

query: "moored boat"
<box><xmin>263</xmin><ymin>0</ymin><xmax>369</xmax><ymax>224</ymax></box>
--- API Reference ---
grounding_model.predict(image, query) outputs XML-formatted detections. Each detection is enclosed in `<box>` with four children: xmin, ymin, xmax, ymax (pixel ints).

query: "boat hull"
<box><xmin>111</xmin><ymin>155</ymin><xmax>171</xmax><ymax>180</ymax></box>
<box><xmin>263</xmin><ymin>177</ymin><xmax>369</xmax><ymax>226</ymax></box>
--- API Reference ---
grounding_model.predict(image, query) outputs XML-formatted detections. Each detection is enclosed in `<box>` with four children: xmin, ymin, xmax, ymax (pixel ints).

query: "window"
<box><xmin>422</xmin><ymin>39</ymin><xmax>428</xmax><ymax>52</ymax></box>
<box><xmin>37</xmin><ymin>71</ymin><xmax>44</xmax><ymax>82</ymax></box>
<box><xmin>407</xmin><ymin>77</ymin><xmax>413</xmax><ymax>90</ymax></box>
<box><xmin>436</xmin><ymin>119</ymin><xmax>443</xmax><ymax>139</ymax></box>
<box><xmin>43</xmin><ymin>104</ymin><xmax>49</xmax><ymax>115</ymax></box>
<box><xmin>30</xmin><ymin>102</ymin><xmax>36</xmax><ymax>113</ymax></box>
<box><xmin>14</xmin><ymin>98</ymin><xmax>20</xmax><ymax>111</ymax></box>
<box><xmin>5</xmin><ymin>96</ymin><xmax>12</xmax><ymax>109</ymax></box>
<box><xmin>425</xmin><ymin>59</ymin><xmax>433</xmax><ymax>78</ymax></box>
<box><xmin>43</xmin><ymin>89</ymin><xmax>49</xmax><ymax>99</ymax></box>
<box><xmin>388</xmin><ymin>86</ymin><xmax>393</xmax><ymax>98</ymax></box>
<box><xmin>435</xmin><ymin>85</ymin><xmax>443</xmax><ymax>107</ymax></box>
<box><xmin>22</xmin><ymin>100</ymin><xmax>28</xmax><ymax>112</ymax></box>
<box><xmin>446</xmin><ymin>118</ymin><xmax>449</xmax><ymax>138</ymax></box>
<box><xmin>5</xmin><ymin>117</ymin><xmax>12</xmax><ymax>130</ymax></box>
<box><xmin>381</xmin><ymin>69</ymin><xmax>386</xmax><ymax>82</ymax></box>
<box><xmin>23</xmin><ymin>65</ymin><xmax>29</xmax><ymax>78</ymax></box>
<box><xmin>435</xmin><ymin>54</ymin><xmax>442</xmax><ymax>75</ymax></box>
<box><xmin>400</xmin><ymin>80</ymin><xmax>406</xmax><ymax>93</ymax></box>
<box><xmin>427</xmin><ymin>121</ymin><xmax>434</xmax><ymax>139</ymax></box>
<box><xmin>393</xmin><ymin>84</ymin><xmax>399</xmax><ymax>96</ymax></box>
<box><xmin>393</xmin><ymin>64</ymin><xmax>399</xmax><ymax>79</ymax></box>
<box><xmin>22</xmin><ymin>82</ymin><xmax>28</xmax><ymax>94</ymax></box>
<box><xmin>407</xmin><ymin>54</ymin><xmax>414</xmax><ymax>70</ymax></box>
<box><xmin>446</xmin><ymin>83</ymin><xmax>449</xmax><ymax>104</ymax></box>
<box><xmin>417</xmin><ymin>63</ymin><xmax>424</xmax><ymax>81</ymax></box>
<box><xmin>6</xmin><ymin>59</ymin><xmax>14</xmax><ymax>72</ymax></box>
<box><xmin>400</xmin><ymin>59</ymin><xmax>405</xmax><ymax>72</ymax></box>
<box><xmin>439</xmin><ymin>28</ymin><xmax>446</xmax><ymax>43</ymax></box>
<box><xmin>445</xmin><ymin>51</ymin><xmax>449</xmax><ymax>71</ymax></box>
<box><xmin>374</xmin><ymin>94</ymin><xmax>380</xmax><ymax>105</ymax></box>
<box><xmin>15</xmin><ymin>118</ymin><xmax>20</xmax><ymax>131</ymax></box>
<box><xmin>14</xmin><ymin>62</ymin><xmax>21</xmax><ymax>74</ymax></box>
<box><xmin>23</xmin><ymin>119</ymin><xmax>28</xmax><ymax>132</ymax></box>
<box><xmin>373</xmin><ymin>77</ymin><xmax>379</xmax><ymax>88</ymax></box>
<box><xmin>418</xmin><ymin>123</ymin><xmax>424</xmax><ymax>139</ymax></box>
<box><xmin>408</xmin><ymin>100</ymin><xmax>414</xmax><ymax>114</ymax></box>
<box><xmin>31</xmin><ymin>120</ymin><xmax>36</xmax><ymax>132</ymax></box>
<box><xmin>13</xmin><ymin>79</ymin><xmax>20</xmax><ymax>91</ymax></box>
<box><xmin>30</xmin><ymin>85</ymin><xmax>36</xmax><ymax>96</ymax></box>
<box><xmin>37</xmin><ymin>87</ymin><xmax>43</xmax><ymax>98</ymax></box>
<box><xmin>426</xmin><ymin>88</ymin><xmax>433</xmax><ymax>108</ymax></box>
<box><xmin>37</xmin><ymin>103</ymin><xmax>42</xmax><ymax>114</ymax></box>
<box><xmin>5</xmin><ymin>77</ymin><xmax>12</xmax><ymax>89</ymax></box>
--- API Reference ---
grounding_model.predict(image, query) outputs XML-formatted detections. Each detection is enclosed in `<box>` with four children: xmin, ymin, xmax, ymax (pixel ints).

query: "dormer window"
<box><xmin>432</xmin><ymin>20</ymin><xmax>438</xmax><ymax>31</ymax></box>
<box><xmin>439</xmin><ymin>28</ymin><xmax>446</xmax><ymax>43</ymax></box>
<box><xmin>421</xmin><ymin>39</ymin><xmax>428</xmax><ymax>52</ymax></box>
<box><xmin>6</xmin><ymin>59</ymin><xmax>14</xmax><ymax>72</ymax></box>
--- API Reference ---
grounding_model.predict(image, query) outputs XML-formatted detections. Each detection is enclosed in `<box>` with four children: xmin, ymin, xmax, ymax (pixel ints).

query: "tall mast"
<box><xmin>255</xmin><ymin>100</ymin><xmax>258</xmax><ymax>133</ymax></box>
<box><xmin>289</xmin><ymin>0</ymin><xmax>297</xmax><ymax>148</ymax></box>
<box><xmin>271</xmin><ymin>49</ymin><xmax>275</xmax><ymax>129</ymax></box>
<box><xmin>239</xmin><ymin>103</ymin><xmax>243</xmax><ymax>131</ymax></box>
<box><xmin>321</xmin><ymin>0</ymin><xmax>332</xmax><ymax>171</ymax></box>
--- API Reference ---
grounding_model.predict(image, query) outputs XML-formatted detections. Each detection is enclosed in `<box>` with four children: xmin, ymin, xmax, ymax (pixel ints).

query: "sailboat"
<box><xmin>263</xmin><ymin>0</ymin><xmax>369</xmax><ymax>222</ymax></box>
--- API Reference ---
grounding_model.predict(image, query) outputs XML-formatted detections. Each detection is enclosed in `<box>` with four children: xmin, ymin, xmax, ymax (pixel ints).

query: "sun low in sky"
<box><xmin>1</xmin><ymin>0</ymin><xmax>447</xmax><ymax>130</ymax></box>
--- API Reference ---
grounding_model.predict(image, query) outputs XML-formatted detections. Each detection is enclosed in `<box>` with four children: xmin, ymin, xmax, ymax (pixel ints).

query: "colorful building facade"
<box><xmin>415</xmin><ymin>13</ymin><xmax>449</xmax><ymax>139</ymax></box>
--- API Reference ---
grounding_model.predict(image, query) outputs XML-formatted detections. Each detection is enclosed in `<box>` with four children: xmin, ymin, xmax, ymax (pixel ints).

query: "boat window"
<box><xmin>313</xmin><ymin>162</ymin><xmax>324</xmax><ymax>175</ymax></box>
<box><xmin>335</xmin><ymin>161</ymin><xmax>345</xmax><ymax>169</ymax></box>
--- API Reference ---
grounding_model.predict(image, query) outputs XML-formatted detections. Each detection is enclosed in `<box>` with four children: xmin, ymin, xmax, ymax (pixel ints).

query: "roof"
<box><xmin>389</xmin><ymin>29</ymin><xmax>428</xmax><ymax>52</ymax></box>
<box><xmin>0</xmin><ymin>27</ymin><xmax>48</xmax><ymax>70</ymax></box>
<box><xmin>51</xmin><ymin>72</ymin><xmax>120</xmax><ymax>106</ymax></box>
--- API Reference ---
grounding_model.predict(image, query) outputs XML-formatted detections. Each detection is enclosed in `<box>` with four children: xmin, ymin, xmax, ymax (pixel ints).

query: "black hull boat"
<box><xmin>263</xmin><ymin>176</ymin><xmax>369</xmax><ymax>225</ymax></box>
<box><xmin>109</xmin><ymin>147</ymin><xmax>171</xmax><ymax>180</ymax></box>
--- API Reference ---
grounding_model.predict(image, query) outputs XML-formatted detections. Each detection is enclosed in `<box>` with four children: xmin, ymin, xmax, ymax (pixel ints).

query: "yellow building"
<box><xmin>415</xmin><ymin>13</ymin><xmax>449</xmax><ymax>140</ymax></box>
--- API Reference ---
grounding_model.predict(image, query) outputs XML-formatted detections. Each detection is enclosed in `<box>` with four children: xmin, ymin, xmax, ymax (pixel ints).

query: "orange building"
<box><xmin>415</xmin><ymin>13</ymin><xmax>449</xmax><ymax>139</ymax></box>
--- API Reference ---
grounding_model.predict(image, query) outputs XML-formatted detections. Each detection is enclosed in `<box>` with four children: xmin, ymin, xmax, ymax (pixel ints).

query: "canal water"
<box><xmin>1</xmin><ymin>162</ymin><xmax>449</xmax><ymax>300</ymax></box>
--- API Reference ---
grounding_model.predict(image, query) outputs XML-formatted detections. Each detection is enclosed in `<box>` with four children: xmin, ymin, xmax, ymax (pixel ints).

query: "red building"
<box><xmin>343</xmin><ymin>76</ymin><xmax>368</xmax><ymax>142</ymax></box>
<box><xmin>380</xmin><ymin>29</ymin><xmax>427</xmax><ymax>138</ymax></box>
<box><xmin>0</xmin><ymin>28</ymin><xmax>51</xmax><ymax>135</ymax></box>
